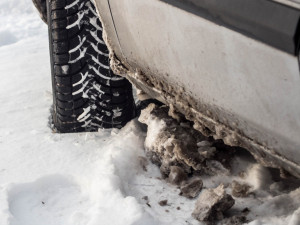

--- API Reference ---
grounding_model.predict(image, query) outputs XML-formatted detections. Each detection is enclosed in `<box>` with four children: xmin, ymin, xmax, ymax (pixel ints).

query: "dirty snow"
<box><xmin>0</xmin><ymin>0</ymin><xmax>300</xmax><ymax>225</ymax></box>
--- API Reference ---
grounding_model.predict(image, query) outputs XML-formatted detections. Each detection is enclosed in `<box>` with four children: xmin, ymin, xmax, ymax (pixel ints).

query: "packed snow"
<box><xmin>0</xmin><ymin>0</ymin><xmax>300</xmax><ymax>225</ymax></box>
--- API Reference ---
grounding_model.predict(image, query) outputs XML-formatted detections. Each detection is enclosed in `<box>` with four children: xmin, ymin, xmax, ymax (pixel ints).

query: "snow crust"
<box><xmin>0</xmin><ymin>0</ymin><xmax>299</xmax><ymax>224</ymax></box>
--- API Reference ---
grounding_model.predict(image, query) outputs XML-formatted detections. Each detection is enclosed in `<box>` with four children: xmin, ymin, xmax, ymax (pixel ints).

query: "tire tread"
<box><xmin>47</xmin><ymin>0</ymin><xmax>135</xmax><ymax>132</ymax></box>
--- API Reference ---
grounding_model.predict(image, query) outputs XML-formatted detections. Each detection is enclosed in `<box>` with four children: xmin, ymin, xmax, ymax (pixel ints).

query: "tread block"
<box><xmin>53</xmin><ymin>41</ymin><xmax>68</xmax><ymax>54</ymax></box>
<box><xmin>55</xmin><ymin>84</ymin><xmax>72</xmax><ymax>94</ymax></box>
<box><xmin>69</xmin><ymin>49</ymin><xmax>81</xmax><ymax>62</ymax></box>
<box><xmin>56</xmin><ymin>92</ymin><xmax>73</xmax><ymax>101</ymax></box>
<box><xmin>56</xmin><ymin>117</ymin><xmax>85</xmax><ymax>129</ymax></box>
<box><xmin>52</xmin><ymin>10</ymin><xmax>66</xmax><ymax>20</ymax></box>
<box><xmin>51</xmin><ymin>0</ymin><xmax>66</xmax><ymax>10</ymax></box>
<box><xmin>73</xmin><ymin>98</ymin><xmax>88</xmax><ymax>108</ymax></box>
<box><xmin>69</xmin><ymin>35</ymin><xmax>81</xmax><ymax>49</ymax></box>
<box><xmin>57</xmin><ymin>99</ymin><xmax>73</xmax><ymax>109</ymax></box>
<box><xmin>54</xmin><ymin>53</ymin><xmax>69</xmax><ymax>64</ymax></box>
<box><xmin>97</xmin><ymin>83</ymin><xmax>130</xmax><ymax>94</ymax></box>
<box><xmin>52</xmin><ymin>19</ymin><xmax>67</xmax><ymax>29</ymax></box>
<box><xmin>67</xmin><ymin>24</ymin><xmax>81</xmax><ymax>37</ymax></box>
<box><xmin>52</xmin><ymin>29</ymin><xmax>68</xmax><ymax>41</ymax></box>
<box><xmin>67</xmin><ymin>14</ymin><xmax>79</xmax><ymax>25</ymax></box>
<box><xmin>56</xmin><ymin>106</ymin><xmax>73</xmax><ymax>116</ymax></box>
<box><xmin>69</xmin><ymin>61</ymin><xmax>83</xmax><ymax>73</ymax></box>
<box><xmin>55</xmin><ymin>75</ymin><xmax>71</xmax><ymax>85</ymax></box>
<box><xmin>57</xmin><ymin>113</ymin><xmax>77</xmax><ymax>123</ymax></box>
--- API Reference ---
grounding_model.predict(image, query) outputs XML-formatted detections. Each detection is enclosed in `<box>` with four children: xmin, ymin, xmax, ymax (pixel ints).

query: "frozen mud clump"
<box><xmin>192</xmin><ymin>184</ymin><xmax>235</xmax><ymax>222</ymax></box>
<box><xmin>138</xmin><ymin>103</ymin><xmax>216</xmax><ymax>178</ymax></box>
<box><xmin>168</xmin><ymin>166</ymin><xmax>188</xmax><ymax>185</ymax></box>
<box><xmin>180</xmin><ymin>177</ymin><xmax>203</xmax><ymax>198</ymax></box>
<box><xmin>158</xmin><ymin>200</ymin><xmax>168</xmax><ymax>206</ymax></box>
<box><xmin>231</xmin><ymin>180</ymin><xmax>251</xmax><ymax>198</ymax></box>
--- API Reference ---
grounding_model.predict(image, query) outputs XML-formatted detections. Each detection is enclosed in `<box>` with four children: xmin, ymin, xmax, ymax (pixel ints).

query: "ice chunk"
<box><xmin>192</xmin><ymin>184</ymin><xmax>235</xmax><ymax>222</ymax></box>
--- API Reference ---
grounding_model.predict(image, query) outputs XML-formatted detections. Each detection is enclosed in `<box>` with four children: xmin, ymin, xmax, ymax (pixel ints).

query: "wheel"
<box><xmin>46</xmin><ymin>0</ymin><xmax>135</xmax><ymax>132</ymax></box>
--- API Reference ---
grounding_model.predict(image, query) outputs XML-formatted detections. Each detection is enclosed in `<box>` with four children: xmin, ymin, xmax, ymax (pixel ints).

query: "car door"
<box><xmin>95</xmin><ymin>0</ymin><xmax>300</xmax><ymax>176</ymax></box>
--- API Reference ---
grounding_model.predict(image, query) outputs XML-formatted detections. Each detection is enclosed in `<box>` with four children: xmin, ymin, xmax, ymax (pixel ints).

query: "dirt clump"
<box><xmin>158</xmin><ymin>199</ymin><xmax>168</xmax><ymax>206</ymax></box>
<box><xmin>168</xmin><ymin>166</ymin><xmax>188</xmax><ymax>185</ymax></box>
<box><xmin>231</xmin><ymin>180</ymin><xmax>251</xmax><ymax>198</ymax></box>
<box><xmin>180</xmin><ymin>177</ymin><xmax>203</xmax><ymax>199</ymax></box>
<box><xmin>192</xmin><ymin>184</ymin><xmax>235</xmax><ymax>222</ymax></box>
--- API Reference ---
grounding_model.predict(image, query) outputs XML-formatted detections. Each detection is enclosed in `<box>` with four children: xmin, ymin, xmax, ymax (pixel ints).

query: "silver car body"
<box><xmin>94</xmin><ymin>0</ymin><xmax>300</xmax><ymax>177</ymax></box>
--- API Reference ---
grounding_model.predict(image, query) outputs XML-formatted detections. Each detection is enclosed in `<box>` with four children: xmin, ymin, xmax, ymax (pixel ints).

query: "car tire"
<box><xmin>46</xmin><ymin>0</ymin><xmax>135</xmax><ymax>132</ymax></box>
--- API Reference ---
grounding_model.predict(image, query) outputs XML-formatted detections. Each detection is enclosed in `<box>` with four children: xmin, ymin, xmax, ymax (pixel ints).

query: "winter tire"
<box><xmin>46</xmin><ymin>0</ymin><xmax>135</xmax><ymax>132</ymax></box>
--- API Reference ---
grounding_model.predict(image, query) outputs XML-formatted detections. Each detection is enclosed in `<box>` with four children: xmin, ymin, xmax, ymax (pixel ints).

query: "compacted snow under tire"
<box><xmin>0</xmin><ymin>0</ymin><xmax>300</xmax><ymax>224</ymax></box>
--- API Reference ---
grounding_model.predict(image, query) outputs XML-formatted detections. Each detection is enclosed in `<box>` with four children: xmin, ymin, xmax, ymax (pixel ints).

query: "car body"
<box><xmin>93</xmin><ymin>0</ymin><xmax>300</xmax><ymax>178</ymax></box>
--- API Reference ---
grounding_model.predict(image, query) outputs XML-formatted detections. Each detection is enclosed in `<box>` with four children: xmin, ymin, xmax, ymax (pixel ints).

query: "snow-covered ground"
<box><xmin>0</xmin><ymin>1</ymin><xmax>300</xmax><ymax>225</ymax></box>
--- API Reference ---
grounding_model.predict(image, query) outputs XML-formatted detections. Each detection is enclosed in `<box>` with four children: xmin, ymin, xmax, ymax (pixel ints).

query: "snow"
<box><xmin>0</xmin><ymin>0</ymin><xmax>300</xmax><ymax>225</ymax></box>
